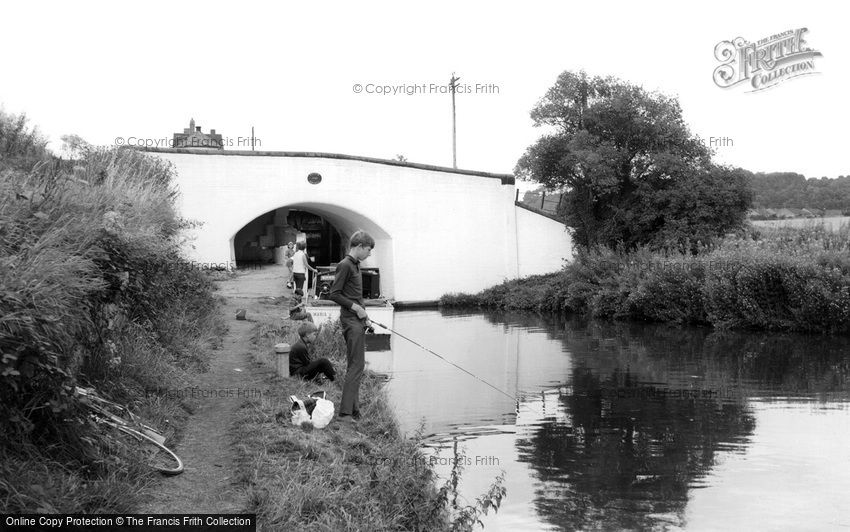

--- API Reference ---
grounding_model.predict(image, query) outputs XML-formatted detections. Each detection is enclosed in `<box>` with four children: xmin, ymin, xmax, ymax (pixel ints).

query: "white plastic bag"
<box><xmin>289</xmin><ymin>392</ymin><xmax>334</xmax><ymax>429</ymax></box>
<box><xmin>310</xmin><ymin>392</ymin><xmax>334</xmax><ymax>429</ymax></box>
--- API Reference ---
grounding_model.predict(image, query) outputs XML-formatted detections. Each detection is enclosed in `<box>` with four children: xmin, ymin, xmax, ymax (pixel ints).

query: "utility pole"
<box><xmin>450</xmin><ymin>72</ymin><xmax>460</xmax><ymax>169</ymax></box>
<box><xmin>251</xmin><ymin>126</ymin><xmax>255</xmax><ymax>151</ymax></box>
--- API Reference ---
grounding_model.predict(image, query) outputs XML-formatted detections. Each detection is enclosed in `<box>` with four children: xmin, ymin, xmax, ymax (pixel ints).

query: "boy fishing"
<box><xmin>328</xmin><ymin>230</ymin><xmax>375</xmax><ymax>422</ymax></box>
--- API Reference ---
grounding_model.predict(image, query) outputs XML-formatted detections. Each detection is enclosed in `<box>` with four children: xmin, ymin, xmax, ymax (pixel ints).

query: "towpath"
<box><xmin>138</xmin><ymin>266</ymin><xmax>287</xmax><ymax>513</ymax></box>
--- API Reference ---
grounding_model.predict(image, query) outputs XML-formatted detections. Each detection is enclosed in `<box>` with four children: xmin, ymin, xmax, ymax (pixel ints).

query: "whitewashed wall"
<box><xmin>515</xmin><ymin>205</ymin><xmax>572</xmax><ymax>277</ymax></box>
<box><xmin>146</xmin><ymin>149</ymin><xmax>571</xmax><ymax>302</ymax></box>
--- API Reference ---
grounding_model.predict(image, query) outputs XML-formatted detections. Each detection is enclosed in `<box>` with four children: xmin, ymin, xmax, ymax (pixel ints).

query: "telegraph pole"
<box><xmin>450</xmin><ymin>72</ymin><xmax>460</xmax><ymax>168</ymax></box>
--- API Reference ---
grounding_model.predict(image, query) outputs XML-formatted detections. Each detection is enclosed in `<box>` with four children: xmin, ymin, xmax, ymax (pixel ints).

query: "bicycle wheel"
<box><xmin>118</xmin><ymin>425</ymin><xmax>184</xmax><ymax>476</ymax></box>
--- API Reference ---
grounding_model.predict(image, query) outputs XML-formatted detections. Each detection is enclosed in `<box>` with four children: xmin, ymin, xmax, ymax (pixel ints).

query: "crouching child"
<box><xmin>289</xmin><ymin>322</ymin><xmax>336</xmax><ymax>382</ymax></box>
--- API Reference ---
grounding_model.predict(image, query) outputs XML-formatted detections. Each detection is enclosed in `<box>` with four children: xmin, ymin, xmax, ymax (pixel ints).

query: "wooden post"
<box><xmin>450</xmin><ymin>73</ymin><xmax>460</xmax><ymax>169</ymax></box>
<box><xmin>540</xmin><ymin>191</ymin><xmax>546</xmax><ymax>209</ymax></box>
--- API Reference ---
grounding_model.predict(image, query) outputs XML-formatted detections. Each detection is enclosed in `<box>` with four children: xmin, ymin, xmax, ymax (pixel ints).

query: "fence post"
<box><xmin>275</xmin><ymin>343</ymin><xmax>291</xmax><ymax>378</ymax></box>
<box><xmin>540</xmin><ymin>191</ymin><xmax>546</xmax><ymax>209</ymax></box>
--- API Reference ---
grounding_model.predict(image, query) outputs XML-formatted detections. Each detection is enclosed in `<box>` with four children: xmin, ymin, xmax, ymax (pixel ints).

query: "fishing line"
<box><xmin>370</xmin><ymin>320</ymin><xmax>521</xmax><ymax>410</ymax></box>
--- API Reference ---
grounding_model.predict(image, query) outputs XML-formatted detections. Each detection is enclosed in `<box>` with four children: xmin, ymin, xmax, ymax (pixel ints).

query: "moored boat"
<box><xmin>306</xmin><ymin>298</ymin><xmax>394</xmax><ymax>335</ymax></box>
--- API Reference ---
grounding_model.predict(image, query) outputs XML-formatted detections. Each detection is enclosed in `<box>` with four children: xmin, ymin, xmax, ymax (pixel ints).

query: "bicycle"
<box><xmin>75</xmin><ymin>386</ymin><xmax>184</xmax><ymax>476</ymax></box>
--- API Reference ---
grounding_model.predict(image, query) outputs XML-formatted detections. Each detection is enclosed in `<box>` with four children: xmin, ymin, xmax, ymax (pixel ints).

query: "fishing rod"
<box><xmin>370</xmin><ymin>320</ymin><xmax>520</xmax><ymax>410</ymax></box>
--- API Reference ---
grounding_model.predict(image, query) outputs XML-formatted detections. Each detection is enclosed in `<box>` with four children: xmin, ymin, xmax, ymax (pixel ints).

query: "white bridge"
<box><xmin>143</xmin><ymin>147</ymin><xmax>572</xmax><ymax>304</ymax></box>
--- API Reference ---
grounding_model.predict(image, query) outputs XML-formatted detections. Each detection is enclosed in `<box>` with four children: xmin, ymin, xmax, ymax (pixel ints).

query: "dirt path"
<box><xmin>138</xmin><ymin>265</ymin><xmax>288</xmax><ymax>513</ymax></box>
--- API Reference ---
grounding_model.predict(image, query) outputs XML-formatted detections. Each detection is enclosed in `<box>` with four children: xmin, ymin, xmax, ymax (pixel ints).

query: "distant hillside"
<box><xmin>521</xmin><ymin>173</ymin><xmax>850</xmax><ymax>217</ymax></box>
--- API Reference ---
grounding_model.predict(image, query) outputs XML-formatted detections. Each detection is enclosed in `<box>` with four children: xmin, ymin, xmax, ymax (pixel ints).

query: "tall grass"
<box><xmin>241</xmin><ymin>319</ymin><xmax>505</xmax><ymax>531</ymax></box>
<box><xmin>442</xmin><ymin>223</ymin><xmax>850</xmax><ymax>334</ymax></box>
<box><xmin>0</xmin><ymin>111</ymin><xmax>223</xmax><ymax>512</ymax></box>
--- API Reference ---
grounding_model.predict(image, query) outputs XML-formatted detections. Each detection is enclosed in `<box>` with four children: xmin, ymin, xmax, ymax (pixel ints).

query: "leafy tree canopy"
<box><xmin>516</xmin><ymin>71</ymin><xmax>752</xmax><ymax>251</ymax></box>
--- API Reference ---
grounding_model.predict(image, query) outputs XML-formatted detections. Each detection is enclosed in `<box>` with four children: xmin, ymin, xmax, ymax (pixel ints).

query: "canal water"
<box><xmin>366</xmin><ymin>309</ymin><xmax>850</xmax><ymax>531</ymax></box>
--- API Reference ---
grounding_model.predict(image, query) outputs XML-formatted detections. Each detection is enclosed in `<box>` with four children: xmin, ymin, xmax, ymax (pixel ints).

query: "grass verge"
<box><xmin>234</xmin><ymin>318</ymin><xmax>449</xmax><ymax>530</ymax></box>
<box><xmin>235</xmin><ymin>314</ymin><xmax>506</xmax><ymax>531</ymax></box>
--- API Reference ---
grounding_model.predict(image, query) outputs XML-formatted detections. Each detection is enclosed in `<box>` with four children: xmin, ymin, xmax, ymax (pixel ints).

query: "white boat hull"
<box><xmin>306</xmin><ymin>301</ymin><xmax>394</xmax><ymax>335</ymax></box>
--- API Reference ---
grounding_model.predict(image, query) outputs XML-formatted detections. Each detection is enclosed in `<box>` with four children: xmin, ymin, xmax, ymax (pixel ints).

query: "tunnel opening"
<box><xmin>233</xmin><ymin>208</ymin><xmax>343</xmax><ymax>266</ymax></box>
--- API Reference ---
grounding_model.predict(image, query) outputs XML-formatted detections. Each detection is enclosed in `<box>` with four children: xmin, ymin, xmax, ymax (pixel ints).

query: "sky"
<box><xmin>1</xmin><ymin>1</ymin><xmax>847</xmax><ymax>193</ymax></box>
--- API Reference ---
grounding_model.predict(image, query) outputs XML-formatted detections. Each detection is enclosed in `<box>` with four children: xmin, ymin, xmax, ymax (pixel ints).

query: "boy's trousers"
<box><xmin>340</xmin><ymin>313</ymin><xmax>365</xmax><ymax>416</ymax></box>
<box><xmin>293</xmin><ymin>358</ymin><xmax>336</xmax><ymax>381</ymax></box>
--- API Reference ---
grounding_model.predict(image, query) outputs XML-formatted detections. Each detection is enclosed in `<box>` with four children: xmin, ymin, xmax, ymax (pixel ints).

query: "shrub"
<box><xmin>0</xmin><ymin>145</ymin><xmax>208</xmax><ymax>438</ymax></box>
<box><xmin>443</xmin><ymin>227</ymin><xmax>850</xmax><ymax>334</ymax></box>
<box><xmin>1</xmin><ymin>109</ymin><xmax>222</xmax><ymax>511</ymax></box>
<box><xmin>0</xmin><ymin>109</ymin><xmax>49</xmax><ymax>170</ymax></box>
<box><xmin>440</xmin><ymin>292</ymin><xmax>481</xmax><ymax>307</ymax></box>
<box><xmin>703</xmin><ymin>247</ymin><xmax>850</xmax><ymax>333</ymax></box>
<box><xmin>628</xmin><ymin>259</ymin><xmax>707</xmax><ymax>324</ymax></box>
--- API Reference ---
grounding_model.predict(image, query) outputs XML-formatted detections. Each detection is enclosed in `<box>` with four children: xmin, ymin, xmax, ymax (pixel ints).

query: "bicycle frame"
<box><xmin>75</xmin><ymin>387</ymin><xmax>180</xmax><ymax>473</ymax></box>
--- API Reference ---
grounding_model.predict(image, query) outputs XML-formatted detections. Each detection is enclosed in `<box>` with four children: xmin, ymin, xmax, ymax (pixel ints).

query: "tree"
<box><xmin>747</xmin><ymin>172</ymin><xmax>850</xmax><ymax>211</ymax></box>
<box><xmin>60</xmin><ymin>134</ymin><xmax>92</xmax><ymax>160</ymax></box>
<box><xmin>516</xmin><ymin>71</ymin><xmax>752</xmax><ymax>251</ymax></box>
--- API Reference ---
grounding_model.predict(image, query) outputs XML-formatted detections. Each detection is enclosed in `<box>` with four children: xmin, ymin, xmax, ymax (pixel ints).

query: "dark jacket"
<box><xmin>289</xmin><ymin>338</ymin><xmax>311</xmax><ymax>376</ymax></box>
<box><xmin>328</xmin><ymin>254</ymin><xmax>364</xmax><ymax>316</ymax></box>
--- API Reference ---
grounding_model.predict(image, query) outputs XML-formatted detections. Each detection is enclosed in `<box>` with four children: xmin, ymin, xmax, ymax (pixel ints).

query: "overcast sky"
<box><xmin>2</xmin><ymin>1</ymin><xmax>846</xmax><ymax>191</ymax></box>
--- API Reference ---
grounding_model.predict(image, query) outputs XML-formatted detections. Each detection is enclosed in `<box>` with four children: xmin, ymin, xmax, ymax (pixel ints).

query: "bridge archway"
<box><xmin>141</xmin><ymin>148</ymin><xmax>571</xmax><ymax>303</ymax></box>
<box><xmin>229</xmin><ymin>202</ymin><xmax>394</xmax><ymax>298</ymax></box>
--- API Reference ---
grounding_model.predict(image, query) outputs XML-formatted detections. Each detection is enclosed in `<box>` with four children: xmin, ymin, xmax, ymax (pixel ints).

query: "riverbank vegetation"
<box><xmin>443</xmin><ymin>224</ymin><xmax>850</xmax><ymax>334</ymax></box>
<box><xmin>450</xmin><ymin>71</ymin><xmax>850</xmax><ymax>335</ymax></box>
<box><xmin>242</xmin><ymin>318</ymin><xmax>505</xmax><ymax>531</ymax></box>
<box><xmin>0</xmin><ymin>111</ymin><xmax>223</xmax><ymax>511</ymax></box>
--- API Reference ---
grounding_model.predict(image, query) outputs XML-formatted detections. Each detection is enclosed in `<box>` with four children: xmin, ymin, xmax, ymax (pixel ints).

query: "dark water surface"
<box><xmin>366</xmin><ymin>309</ymin><xmax>850</xmax><ymax>531</ymax></box>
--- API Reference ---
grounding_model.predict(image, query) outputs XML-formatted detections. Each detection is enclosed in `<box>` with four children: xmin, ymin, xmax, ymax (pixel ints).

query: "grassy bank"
<box><xmin>443</xmin><ymin>224</ymin><xmax>850</xmax><ymax>334</ymax></box>
<box><xmin>0</xmin><ymin>112</ymin><xmax>224</xmax><ymax>511</ymax></box>
<box><xmin>238</xmin><ymin>317</ymin><xmax>504</xmax><ymax>531</ymax></box>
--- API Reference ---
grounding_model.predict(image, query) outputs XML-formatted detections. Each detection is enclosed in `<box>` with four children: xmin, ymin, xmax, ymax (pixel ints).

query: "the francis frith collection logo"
<box><xmin>713</xmin><ymin>28</ymin><xmax>822</xmax><ymax>92</ymax></box>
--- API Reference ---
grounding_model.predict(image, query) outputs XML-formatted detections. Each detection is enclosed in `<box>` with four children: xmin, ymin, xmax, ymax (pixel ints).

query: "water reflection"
<box><xmin>379</xmin><ymin>310</ymin><xmax>850</xmax><ymax>531</ymax></box>
<box><xmin>525</xmin><ymin>321</ymin><xmax>850</xmax><ymax>530</ymax></box>
<box><xmin>519</xmin><ymin>365</ymin><xmax>756</xmax><ymax>530</ymax></box>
